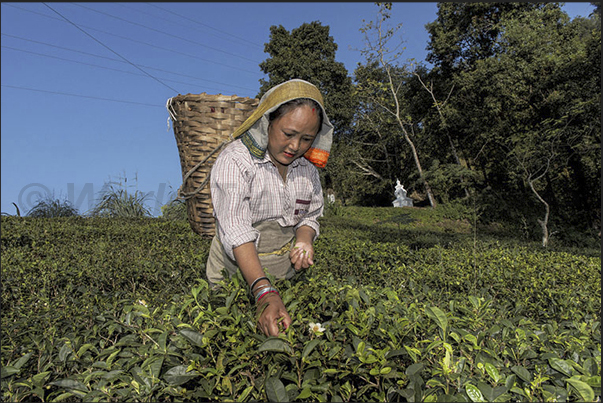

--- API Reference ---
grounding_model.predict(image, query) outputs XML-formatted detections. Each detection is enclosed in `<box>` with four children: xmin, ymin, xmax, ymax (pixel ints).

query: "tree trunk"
<box><xmin>415</xmin><ymin>74</ymin><xmax>470</xmax><ymax>199</ymax></box>
<box><xmin>401</xmin><ymin>130</ymin><xmax>437</xmax><ymax>208</ymax></box>
<box><xmin>528</xmin><ymin>178</ymin><xmax>550</xmax><ymax>247</ymax></box>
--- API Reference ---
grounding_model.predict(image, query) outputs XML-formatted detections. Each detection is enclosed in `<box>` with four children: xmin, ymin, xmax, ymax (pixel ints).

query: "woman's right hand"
<box><xmin>256</xmin><ymin>292</ymin><xmax>291</xmax><ymax>336</ymax></box>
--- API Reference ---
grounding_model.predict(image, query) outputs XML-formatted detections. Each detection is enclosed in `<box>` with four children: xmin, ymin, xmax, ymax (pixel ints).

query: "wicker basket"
<box><xmin>167</xmin><ymin>93</ymin><xmax>259</xmax><ymax>237</ymax></box>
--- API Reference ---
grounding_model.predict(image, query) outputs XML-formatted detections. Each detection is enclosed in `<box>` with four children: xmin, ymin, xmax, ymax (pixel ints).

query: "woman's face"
<box><xmin>267</xmin><ymin>104</ymin><xmax>320</xmax><ymax>169</ymax></box>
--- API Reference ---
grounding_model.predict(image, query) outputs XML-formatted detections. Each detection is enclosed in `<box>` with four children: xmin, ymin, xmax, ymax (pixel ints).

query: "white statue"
<box><xmin>392</xmin><ymin>179</ymin><xmax>413</xmax><ymax>207</ymax></box>
<box><xmin>394</xmin><ymin>179</ymin><xmax>406</xmax><ymax>198</ymax></box>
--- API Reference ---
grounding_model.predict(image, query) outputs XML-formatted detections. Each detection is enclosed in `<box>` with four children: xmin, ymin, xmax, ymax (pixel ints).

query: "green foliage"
<box><xmin>160</xmin><ymin>198</ymin><xmax>187</xmax><ymax>221</ymax></box>
<box><xmin>423</xmin><ymin>160</ymin><xmax>479</xmax><ymax>204</ymax></box>
<box><xmin>26</xmin><ymin>196</ymin><xmax>79</xmax><ymax>218</ymax></box>
<box><xmin>89</xmin><ymin>185</ymin><xmax>152</xmax><ymax>218</ymax></box>
<box><xmin>258</xmin><ymin>21</ymin><xmax>356</xmax><ymax>139</ymax></box>
<box><xmin>1</xmin><ymin>208</ymin><xmax>600</xmax><ymax>402</ymax></box>
<box><xmin>425</xmin><ymin>3</ymin><xmax>546</xmax><ymax>73</ymax></box>
<box><xmin>418</xmin><ymin>2</ymin><xmax>601</xmax><ymax>238</ymax></box>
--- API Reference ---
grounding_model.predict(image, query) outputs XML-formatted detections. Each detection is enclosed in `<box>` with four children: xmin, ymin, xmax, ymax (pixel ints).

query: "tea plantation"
<box><xmin>1</xmin><ymin>207</ymin><xmax>600</xmax><ymax>402</ymax></box>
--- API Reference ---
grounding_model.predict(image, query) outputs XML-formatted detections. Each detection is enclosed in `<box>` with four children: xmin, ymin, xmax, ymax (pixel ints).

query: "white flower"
<box><xmin>309</xmin><ymin>322</ymin><xmax>326</xmax><ymax>334</ymax></box>
<box><xmin>137</xmin><ymin>299</ymin><xmax>147</xmax><ymax>307</ymax></box>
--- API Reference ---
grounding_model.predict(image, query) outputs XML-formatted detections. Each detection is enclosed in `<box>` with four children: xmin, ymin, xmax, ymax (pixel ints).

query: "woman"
<box><xmin>206</xmin><ymin>79</ymin><xmax>333</xmax><ymax>337</ymax></box>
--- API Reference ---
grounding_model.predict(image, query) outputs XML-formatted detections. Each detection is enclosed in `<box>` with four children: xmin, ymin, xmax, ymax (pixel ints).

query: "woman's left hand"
<box><xmin>290</xmin><ymin>241</ymin><xmax>314</xmax><ymax>271</ymax></box>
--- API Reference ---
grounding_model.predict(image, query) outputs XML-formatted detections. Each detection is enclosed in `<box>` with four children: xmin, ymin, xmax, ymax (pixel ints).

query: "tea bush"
<box><xmin>1</xmin><ymin>208</ymin><xmax>600</xmax><ymax>402</ymax></box>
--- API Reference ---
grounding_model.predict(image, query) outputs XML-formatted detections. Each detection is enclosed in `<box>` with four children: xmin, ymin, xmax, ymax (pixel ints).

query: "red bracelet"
<box><xmin>257</xmin><ymin>290</ymin><xmax>278</xmax><ymax>303</ymax></box>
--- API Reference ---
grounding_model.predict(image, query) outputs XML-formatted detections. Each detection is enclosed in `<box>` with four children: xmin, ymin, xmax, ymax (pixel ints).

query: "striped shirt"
<box><xmin>210</xmin><ymin>139</ymin><xmax>324</xmax><ymax>261</ymax></box>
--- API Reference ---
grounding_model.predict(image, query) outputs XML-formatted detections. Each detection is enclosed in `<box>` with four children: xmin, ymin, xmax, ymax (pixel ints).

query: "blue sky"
<box><xmin>1</xmin><ymin>2</ymin><xmax>596</xmax><ymax>216</ymax></box>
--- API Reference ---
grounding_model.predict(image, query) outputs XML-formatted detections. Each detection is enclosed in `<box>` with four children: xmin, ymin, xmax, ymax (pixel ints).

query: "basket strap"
<box><xmin>177</xmin><ymin>139</ymin><xmax>232</xmax><ymax>200</ymax></box>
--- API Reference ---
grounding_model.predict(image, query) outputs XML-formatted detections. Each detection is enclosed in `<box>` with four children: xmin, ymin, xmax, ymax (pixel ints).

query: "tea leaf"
<box><xmin>32</xmin><ymin>371</ymin><xmax>52</xmax><ymax>386</ymax></box>
<box><xmin>548</xmin><ymin>357</ymin><xmax>573</xmax><ymax>377</ymax></box>
<box><xmin>179</xmin><ymin>328</ymin><xmax>205</xmax><ymax>348</ymax></box>
<box><xmin>49</xmin><ymin>379</ymin><xmax>88</xmax><ymax>392</ymax></box>
<box><xmin>485</xmin><ymin>362</ymin><xmax>502</xmax><ymax>383</ymax></box>
<box><xmin>356</xmin><ymin>341</ymin><xmax>366</xmax><ymax>356</ymax></box>
<box><xmin>296</xmin><ymin>387</ymin><xmax>313</xmax><ymax>400</ymax></box>
<box><xmin>13</xmin><ymin>352</ymin><xmax>32</xmax><ymax>369</ymax></box>
<box><xmin>238</xmin><ymin>385</ymin><xmax>254</xmax><ymax>401</ymax></box>
<box><xmin>406</xmin><ymin>362</ymin><xmax>424</xmax><ymax>376</ymax></box>
<box><xmin>258</xmin><ymin>338</ymin><xmax>293</xmax><ymax>354</ymax></box>
<box><xmin>148</xmin><ymin>356</ymin><xmax>164</xmax><ymax>380</ymax></box>
<box><xmin>1</xmin><ymin>366</ymin><xmax>20</xmax><ymax>379</ymax></box>
<box><xmin>466</xmin><ymin>383</ymin><xmax>485</xmax><ymax>402</ymax></box>
<box><xmin>102</xmin><ymin>370</ymin><xmax>124</xmax><ymax>381</ymax></box>
<box><xmin>163</xmin><ymin>365</ymin><xmax>198</xmax><ymax>386</ymax></box>
<box><xmin>157</xmin><ymin>330</ymin><xmax>168</xmax><ymax>352</ymax></box>
<box><xmin>265</xmin><ymin>376</ymin><xmax>287</xmax><ymax>402</ymax></box>
<box><xmin>76</xmin><ymin>343</ymin><xmax>95</xmax><ymax>358</ymax></box>
<box><xmin>58</xmin><ymin>343</ymin><xmax>72</xmax><ymax>362</ymax></box>
<box><xmin>583</xmin><ymin>358</ymin><xmax>598</xmax><ymax>376</ymax></box>
<box><xmin>425</xmin><ymin>305</ymin><xmax>448</xmax><ymax>334</ymax></box>
<box><xmin>385</xmin><ymin>349</ymin><xmax>405</xmax><ymax>359</ymax></box>
<box><xmin>380</xmin><ymin>366</ymin><xmax>392</xmax><ymax>375</ymax></box>
<box><xmin>566</xmin><ymin>378</ymin><xmax>595</xmax><ymax>403</ymax></box>
<box><xmin>302</xmin><ymin>338</ymin><xmax>322</xmax><ymax>360</ymax></box>
<box><xmin>477</xmin><ymin>382</ymin><xmax>493</xmax><ymax>401</ymax></box>
<box><xmin>511</xmin><ymin>365</ymin><xmax>532</xmax><ymax>383</ymax></box>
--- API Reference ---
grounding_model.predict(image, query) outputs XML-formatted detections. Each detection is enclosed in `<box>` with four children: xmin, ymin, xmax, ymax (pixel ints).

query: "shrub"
<box><xmin>1</xmin><ymin>209</ymin><xmax>600</xmax><ymax>402</ymax></box>
<box><xmin>161</xmin><ymin>198</ymin><xmax>187</xmax><ymax>220</ymax></box>
<box><xmin>89</xmin><ymin>186</ymin><xmax>151</xmax><ymax>218</ymax></box>
<box><xmin>26</xmin><ymin>196</ymin><xmax>79</xmax><ymax>217</ymax></box>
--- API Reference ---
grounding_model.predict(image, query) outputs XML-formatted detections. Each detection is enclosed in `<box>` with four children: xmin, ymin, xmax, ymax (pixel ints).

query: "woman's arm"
<box><xmin>233</xmin><ymin>242</ymin><xmax>292</xmax><ymax>336</ymax></box>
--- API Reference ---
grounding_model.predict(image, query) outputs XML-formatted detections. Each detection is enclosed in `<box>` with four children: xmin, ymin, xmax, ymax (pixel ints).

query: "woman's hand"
<box><xmin>256</xmin><ymin>292</ymin><xmax>291</xmax><ymax>336</ymax></box>
<box><xmin>290</xmin><ymin>241</ymin><xmax>314</xmax><ymax>271</ymax></box>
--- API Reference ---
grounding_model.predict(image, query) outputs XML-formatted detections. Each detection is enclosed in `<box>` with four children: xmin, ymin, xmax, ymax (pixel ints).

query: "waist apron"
<box><xmin>206</xmin><ymin>220</ymin><xmax>296</xmax><ymax>287</ymax></box>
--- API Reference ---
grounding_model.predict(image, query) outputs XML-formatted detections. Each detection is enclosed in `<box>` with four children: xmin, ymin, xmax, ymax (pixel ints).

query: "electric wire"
<box><xmin>70</xmin><ymin>3</ymin><xmax>261</xmax><ymax>64</ymax></box>
<box><xmin>1</xmin><ymin>3</ymin><xmax>262</xmax><ymax>75</ymax></box>
<box><xmin>2</xmin><ymin>3</ymin><xmax>258</xmax><ymax>75</ymax></box>
<box><xmin>41</xmin><ymin>2</ymin><xmax>180</xmax><ymax>94</ymax></box>
<box><xmin>143</xmin><ymin>2</ymin><xmax>263</xmax><ymax>49</ymax></box>
<box><xmin>1</xmin><ymin>45</ymin><xmax>240</xmax><ymax>94</ymax></box>
<box><xmin>1</xmin><ymin>84</ymin><xmax>165</xmax><ymax>107</ymax></box>
<box><xmin>1</xmin><ymin>33</ymin><xmax>257</xmax><ymax>93</ymax></box>
<box><xmin>118</xmin><ymin>3</ymin><xmax>263</xmax><ymax>50</ymax></box>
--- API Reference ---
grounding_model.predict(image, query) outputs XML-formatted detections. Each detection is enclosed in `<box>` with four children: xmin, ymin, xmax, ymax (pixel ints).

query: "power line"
<box><xmin>1</xmin><ymin>45</ymin><xmax>234</xmax><ymax>94</ymax></box>
<box><xmin>144</xmin><ymin>3</ymin><xmax>264</xmax><ymax>50</ymax></box>
<box><xmin>41</xmin><ymin>2</ymin><xmax>180</xmax><ymax>93</ymax></box>
<box><xmin>1</xmin><ymin>33</ymin><xmax>258</xmax><ymax>93</ymax></box>
<box><xmin>71</xmin><ymin>3</ymin><xmax>261</xmax><ymax>64</ymax></box>
<box><xmin>1</xmin><ymin>3</ymin><xmax>262</xmax><ymax>76</ymax></box>
<box><xmin>118</xmin><ymin>3</ymin><xmax>263</xmax><ymax>50</ymax></box>
<box><xmin>1</xmin><ymin>84</ymin><xmax>165</xmax><ymax>107</ymax></box>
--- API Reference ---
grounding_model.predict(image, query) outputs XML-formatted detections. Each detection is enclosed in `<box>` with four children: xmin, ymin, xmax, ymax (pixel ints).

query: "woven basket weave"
<box><xmin>167</xmin><ymin>93</ymin><xmax>259</xmax><ymax>237</ymax></box>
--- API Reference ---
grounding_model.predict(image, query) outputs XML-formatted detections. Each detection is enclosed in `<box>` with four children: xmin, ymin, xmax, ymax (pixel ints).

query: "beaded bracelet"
<box><xmin>249</xmin><ymin>276</ymin><xmax>270</xmax><ymax>294</ymax></box>
<box><xmin>255</xmin><ymin>287</ymin><xmax>279</xmax><ymax>304</ymax></box>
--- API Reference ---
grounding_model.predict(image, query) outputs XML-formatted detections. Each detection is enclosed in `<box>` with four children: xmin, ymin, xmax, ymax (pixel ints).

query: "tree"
<box><xmin>423</xmin><ymin>2</ymin><xmax>600</xmax><ymax>241</ymax></box>
<box><xmin>258</xmin><ymin>21</ymin><xmax>355</xmax><ymax>140</ymax></box>
<box><xmin>453</xmin><ymin>4</ymin><xmax>600</xmax><ymax>245</ymax></box>
<box><xmin>425</xmin><ymin>3</ymin><xmax>546</xmax><ymax>75</ymax></box>
<box><xmin>423</xmin><ymin>3</ymin><xmax>548</xmax><ymax>199</ymax></box>
<box><xmin>355</xmin><ymin>3</ymin><xmax>437</xmax><ymax>207</ymax></box>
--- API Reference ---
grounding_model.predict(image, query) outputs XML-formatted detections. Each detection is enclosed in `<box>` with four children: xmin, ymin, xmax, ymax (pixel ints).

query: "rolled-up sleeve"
<box><xmin>294</xmin><ymin>165</ymin><xmax>323</xmax><ymax>240</ymax></box>
<box><xmin>210</xmin><ymin>152</ymin><xmax>260</xmax><ymax>260</ymax></box>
